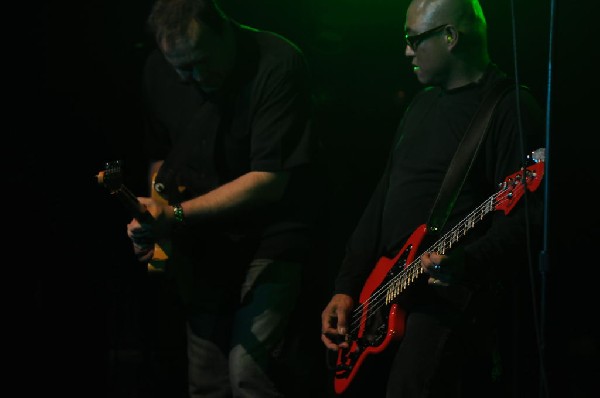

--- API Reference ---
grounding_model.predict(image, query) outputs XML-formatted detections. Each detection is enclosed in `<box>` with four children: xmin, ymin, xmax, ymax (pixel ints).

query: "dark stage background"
<box><xmin>29</xmin><ymin>0</ymin><xmax>597</xmax><ymax>396</ymax></box>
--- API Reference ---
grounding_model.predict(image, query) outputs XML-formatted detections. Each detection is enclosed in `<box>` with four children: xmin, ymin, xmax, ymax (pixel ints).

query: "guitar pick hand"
<box><xmin>126</xmin><ymin>196</ymin><xmax>176</xmax><ymax>263</ymax></box>
<box><xmin>321</xmin><ymin>293</ymin><xmax>354</xmax><ymax>351</ymax></box>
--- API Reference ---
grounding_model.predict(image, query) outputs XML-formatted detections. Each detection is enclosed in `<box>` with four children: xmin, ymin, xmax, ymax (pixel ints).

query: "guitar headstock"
<box><xmin>495</xmin><ymin>148</ymin><xmax>545</xmax><ymax>215</ymax></box>
<box><xmin>97</xmin><ymin>160</ymin><xmax>124</xmax><ymax>194</ymax></box>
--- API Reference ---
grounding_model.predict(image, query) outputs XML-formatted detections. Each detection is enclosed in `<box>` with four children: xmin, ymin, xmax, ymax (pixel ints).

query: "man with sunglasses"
<box><xmin>321</xmin><ymin>0</ymin><xmax>544</xmax><ymax>396</ymax></box>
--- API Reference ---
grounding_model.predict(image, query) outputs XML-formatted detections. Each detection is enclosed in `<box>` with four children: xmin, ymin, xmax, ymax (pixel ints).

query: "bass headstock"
<box><xmin>495</xmin><ymin>148</ymin><xmax>545</xmax><ymax>215</ymax></box>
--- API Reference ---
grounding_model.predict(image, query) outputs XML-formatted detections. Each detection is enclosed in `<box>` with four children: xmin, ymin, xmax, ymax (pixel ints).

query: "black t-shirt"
<box><xmin>141</xmin><ymin>24</ymin><xmax>318</xmax><ymax>265</ymax></box>
<box><xmin>334</xmin><ymin>64</ymin><xmax>545</xmax><ymax>301</ymax></box>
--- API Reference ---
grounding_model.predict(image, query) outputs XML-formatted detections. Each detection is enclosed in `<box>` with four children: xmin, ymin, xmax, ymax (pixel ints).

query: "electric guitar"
<box><xmin>333</xmin><ymin>148</ymin><xmax>545</xmax><ymax>395</ymax></box>
<box><xmin>96</xmin><ymin>160</ymin><xmax>171</xmax><ymax>272</ymax></box>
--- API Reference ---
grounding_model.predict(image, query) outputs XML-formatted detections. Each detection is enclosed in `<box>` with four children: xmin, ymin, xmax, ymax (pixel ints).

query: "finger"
<box><xmin>127</xmin><ymin>217</ymin><xmax>141</xmax><ymax>227</ymax></box>
<box><xmin>428</xmin><ymin>276</ymin><xmax>448</xmax><ymax>287</ymax></box>
<box><xmin>430</xmin><ymin>253</ymin><xmax>443</xmax><ymax>268</ymax></box>
<box><xmin>333</xmin><ymin>318</ymin><xmax>351</xmax><ymax>349</ymax></box>
<box><xmin>138</xmin><ymin>251</ymin><xmax>155</xmax><ymax>263</ymax></box>
<box><xmin>130</xmin><ymin>229</ymin><xmax>155</xmax><ymax>239</ymax></box>
<box><xmin>137</xmin><ymin>196</ymin><xmax>152</xmax><ymax>206</ymax></box>
<box><xmin>127</xmin><ymin>222</ymin><xmax>154</xmax><ymax>239</ymax></box>
<box><xmin>421</xmin><ymin>252</ymin><xmax>435</xmax><ymax>273</ymax></box>
<box><xmin>422</xmin><ymin>252</ymin><xmax>445</xmax><ymax>274</ymax></box>
<box><xmin>321</xmin><ymin>332</ymin><xmax>339</xmax><ymax>351</ymax></box>
<box><xmin>321</xmin><ymin>310</ymin><xmax>341</xmax><ymax>338</ymax></box>
<box><xmin>321</xmin><ymin>305</ymin><xmax>343</xmax><ymax>350</ymax></box>
<box><xmin>335</xmin><ymin>307</ymin><xmax>348</xmax><ymax>336</ymax></box>
<box><xmin>321</xmin><ymin>315</ymin><xmax>338</xmax><ymax>350</ymax></box>
<box><xmin>321</xmin><ymin>307</ymin><xmax>333</xmax><ymax>329</ymax></box>
<box><xmin>134</xmin><ymin>247</ymin><xmax>155</xmax><ymax>263</ymax></box>
<box><xmin>132</xmin><ymin>239</ymin><xmax>155</xmax><ymax>248</ymax></box>
<box><xmin>428</xmin><ymin>276</ymin><xmax>440</xmax><ymax>285</ymax></box>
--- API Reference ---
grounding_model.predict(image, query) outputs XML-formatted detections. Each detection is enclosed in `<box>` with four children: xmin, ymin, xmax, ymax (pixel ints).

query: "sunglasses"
<box><xmin>405</xmin><ymin>24</ymin><xmax>448</xmax><ymax>51</ymax></box>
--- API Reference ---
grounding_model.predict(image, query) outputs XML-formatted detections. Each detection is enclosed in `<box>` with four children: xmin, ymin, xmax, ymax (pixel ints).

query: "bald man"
<box><xmin>321</xmin><ymin>0</ymin><xmax>544</xmax><ymax>396</ymax></box>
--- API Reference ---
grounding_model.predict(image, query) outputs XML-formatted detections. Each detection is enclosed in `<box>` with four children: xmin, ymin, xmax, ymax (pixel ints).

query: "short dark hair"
<box><xmin>147</xmin><ymin>0</ymin><xmax>228</xmax><ymax>47</ymax></box>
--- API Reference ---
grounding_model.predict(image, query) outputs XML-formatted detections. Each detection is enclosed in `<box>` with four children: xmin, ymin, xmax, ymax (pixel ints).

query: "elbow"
<box><xmin>253</xmin><ymin>171</ymin><xmax>290</xmax><ymax>203</ymax></box>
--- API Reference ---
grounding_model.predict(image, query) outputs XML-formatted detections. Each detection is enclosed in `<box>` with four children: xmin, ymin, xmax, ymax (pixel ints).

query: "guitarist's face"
<box><xmin>160</xmin><ymin>19</ymin><xmax>236</xmax><ymax>94</ymax></box>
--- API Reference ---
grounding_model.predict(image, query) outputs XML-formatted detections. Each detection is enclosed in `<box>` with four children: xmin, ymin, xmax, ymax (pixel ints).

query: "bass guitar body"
<box><xmin>333</xmin><ymin>149</ymin><xmax>546</xmax><ymax>394</ymax></box>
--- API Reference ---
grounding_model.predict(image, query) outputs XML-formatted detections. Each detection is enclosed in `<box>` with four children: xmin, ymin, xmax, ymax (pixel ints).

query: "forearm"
<box><xmin>178</xmin><ymin>170</ymin><xmax>290</xmax><ymax>223</ymax></box>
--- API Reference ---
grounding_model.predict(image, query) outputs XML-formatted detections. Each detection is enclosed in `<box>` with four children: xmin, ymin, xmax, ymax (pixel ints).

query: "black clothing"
<box><xmin>333</xmin><ymin>64</ymin><xmax>544</xmax><ymax>396</ymax></box>
<box><xmin>138</xmin><ymin>22</ymin><xmax>319</xmax><ymax>397</ymax></box>
<box><xmin>142</xmin><ymin>25</ymin><xmax>317</xmax><ymax>270</ymax></box>
<box><xmin>335</xmin><ymin>64</ymin><xmax>544</xmax><ymax>300</ymax></box>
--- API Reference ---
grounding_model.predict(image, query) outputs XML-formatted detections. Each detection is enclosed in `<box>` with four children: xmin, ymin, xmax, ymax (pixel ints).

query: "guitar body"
<box><xmin>145</xmin><ymin>177</ymin><xmax>171</xmax><ymax>272</ymax></box>
<box><xmin>97</xmin><ymin>161</ymin><xmax>171</xmax><ymax>272</ymax></box>
<box><xmin>332</xmin><ymin>151</ymin><xmax>546</xmax><ymax>395</ymax></box>
<box><xmin>334</xmin><ymin>225</ymin><xmax>427</xmax><ymax>395</ymax></box>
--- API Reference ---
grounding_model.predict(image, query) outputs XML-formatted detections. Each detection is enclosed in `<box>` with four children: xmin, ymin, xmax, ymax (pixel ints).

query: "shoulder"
<box><xmin>495</xmin><ymin>82</ymin><xmax>544</xmax><ymax>121</ymax></box>
<box><xmin>480</xmin><ymin>64</ymin><xmax>537</xmax><ymax>104</ymax></box>
<box><xmin>239</xmin><ymin>25</ymin><xmax>307</xmax><ymax>71</ymax></box>
<box><xmin>477</xmin><ymin>64</ymin><xmax>543</xmax><ymax>117</ymax></box>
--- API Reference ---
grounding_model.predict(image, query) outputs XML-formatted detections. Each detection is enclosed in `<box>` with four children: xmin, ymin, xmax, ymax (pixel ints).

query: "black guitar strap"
<box><xmin>427</xmin><ymin>78</ymin><xmax>514</xmax><ymax>233</ymax></box>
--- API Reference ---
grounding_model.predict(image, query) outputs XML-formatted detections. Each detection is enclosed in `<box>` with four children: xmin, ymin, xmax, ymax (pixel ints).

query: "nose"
<box><xmin>405</xmin><ymin>43</ymin><xmax>415</xmax><ymax>57</ymax></box>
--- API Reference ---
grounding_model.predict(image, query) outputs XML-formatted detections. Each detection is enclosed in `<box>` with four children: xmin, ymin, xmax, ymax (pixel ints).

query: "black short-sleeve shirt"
<box><xmin>141</xmin><ymin>24</ymin><xmax>318</xmax><ymax>263</ymax></box>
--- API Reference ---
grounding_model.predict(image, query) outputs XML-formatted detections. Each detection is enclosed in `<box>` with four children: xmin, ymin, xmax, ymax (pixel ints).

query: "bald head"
<box><xmin>405</xmin><ymin>0</ymin><xmax>490</xmax><ymax>89</ymax></box>
<box><xmin>406</xmin><ymin>0</ymin><xmax>488</xmax><ymax>66</ymax></box>
<box><xmin>408</xmin><ymin>0</ymin><xmax>486</xmax><ymax>35</ymax></box>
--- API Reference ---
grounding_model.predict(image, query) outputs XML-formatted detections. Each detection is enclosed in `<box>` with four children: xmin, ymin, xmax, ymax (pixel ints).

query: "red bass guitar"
<box><xmin>333</xmin><ymin>148</ymin><xmax>545</xmax><ymax>395</ymax></box>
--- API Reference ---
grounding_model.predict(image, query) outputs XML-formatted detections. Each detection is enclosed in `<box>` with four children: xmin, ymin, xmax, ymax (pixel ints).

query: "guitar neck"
<box><xmin>428</xmin><ymin>193</ymin><xmax>497</xmax><ymax>256</ymax></box>
<box><xmin>392</xmin><ymin>160</ymin><xmax>541</xmax><ymax>297</ymax></box>
<box><xmin>113</xmin><ymin>184</ymin><xmax>155</xmax><ymax>224</ymax></box>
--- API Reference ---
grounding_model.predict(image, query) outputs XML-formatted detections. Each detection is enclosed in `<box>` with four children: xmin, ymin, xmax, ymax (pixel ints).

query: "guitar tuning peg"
<box><xmin>530</xmin><ymin>147</ymin><xmax>545</xmax><ymax>163</ymax></box>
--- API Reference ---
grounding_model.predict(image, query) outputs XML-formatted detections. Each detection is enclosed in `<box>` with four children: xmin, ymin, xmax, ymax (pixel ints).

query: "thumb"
<box><xmin>336</xmin><ymin>308</ymin><xmax>348</xmax><ymax>335</ymax></box>
<box><xmin>137</xmin><ymin>196</ymin><xmax>152</xmax><ymax>206</ymax></box>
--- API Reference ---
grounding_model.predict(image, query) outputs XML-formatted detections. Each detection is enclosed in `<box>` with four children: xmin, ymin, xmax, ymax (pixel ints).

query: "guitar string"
<box><xmin>348</xmin><ymin>191</ymin><xmax>499</xmax><ymax>336</ymax></box>
<box><xmin>346</xmin><ymin>174</ymin><xmax>533</xmax><ymax>338</ymax></box>
<box><xmin>348</xmin><ymin>162</ymin><xmax>543</xmax><ymax>337</ymax></box>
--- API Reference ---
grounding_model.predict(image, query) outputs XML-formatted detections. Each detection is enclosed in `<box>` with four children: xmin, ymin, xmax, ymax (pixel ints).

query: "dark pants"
<box><xmin>386</xmin><ymin>295</ymin><xmax>496</xmax><ymax>398</ymax></box>
<box><xmin>387</xmin><ymin>312</ymin><xmax>492</xmax><ymax>398</ymax></box>
<box><xmin>186</xmin><ymin>259</ymin><xmax>302</xmax><ymax>398</ymax></box>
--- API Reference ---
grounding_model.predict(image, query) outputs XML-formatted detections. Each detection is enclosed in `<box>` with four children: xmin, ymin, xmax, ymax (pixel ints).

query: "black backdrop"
<box><xmin>30</xmin><ymin>0</ymin><xmax>598</xmax><ymax>396</ymax></box>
